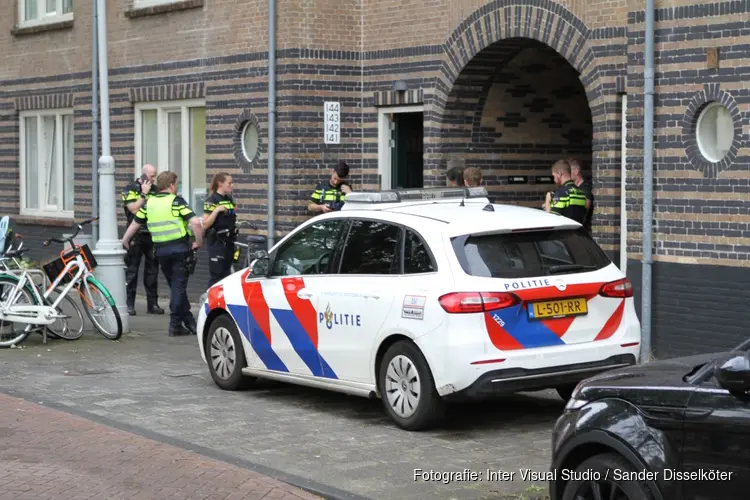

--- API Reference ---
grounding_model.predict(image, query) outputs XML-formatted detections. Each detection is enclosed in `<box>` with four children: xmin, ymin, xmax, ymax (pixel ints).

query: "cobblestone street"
<box><xmin>0</xmin><ymin>299</ymin><xmax>558</xmax><ymax>500</ymax></box>
<box><xmin>0</xmin><ymin>392</ymin><xmax>321</xmax><ymax>500</ymax></box>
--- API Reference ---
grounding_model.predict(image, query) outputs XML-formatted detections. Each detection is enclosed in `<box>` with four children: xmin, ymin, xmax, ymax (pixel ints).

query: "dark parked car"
<box><xmin>549</xmin><ymin>340</ymin><xmax>750</xmax><ymax>500</ymax></box>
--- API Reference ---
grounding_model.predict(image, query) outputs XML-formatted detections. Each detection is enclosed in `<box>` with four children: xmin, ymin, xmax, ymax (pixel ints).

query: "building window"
<box><xmin>242</xmin><ymin>121</ymin><xmax>259</xmax><ymax>162</ymax></box>
<box><xmin>134</xmin><ymin>100</ymin><xmax>207</xmax><ymax>210</ymax></box>
<box><xmin>19</xmin><ymin>109</ymin><xmax>75</xmax><ymax>218</ymax></box>
<box><xmin>18</xmin><ymin>0</ymin><xmax>73</xmax><ymax>26</ymax></box>
<box><xmin>696</xmin><ymin>102</ymin><xmax>734</xmax><ymax>163</ymax></box>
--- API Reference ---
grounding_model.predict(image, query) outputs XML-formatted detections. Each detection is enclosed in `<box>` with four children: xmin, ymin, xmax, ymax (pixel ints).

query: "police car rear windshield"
<box><xmin>451</xmin><ymin>227</ymin><xmax>611</xmax><ymax>279</ymax></box>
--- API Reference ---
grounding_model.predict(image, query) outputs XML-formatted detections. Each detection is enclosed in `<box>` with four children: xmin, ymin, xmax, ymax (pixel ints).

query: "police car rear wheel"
<box><xmin>205</xmin><ymin>314</ymin><xmax>255</xmax><ymax>391</ymax></box>
<box><xmin>379</xmin><ymin>341</ymin><xmax>445</xmax><ymax>431</ymax></box>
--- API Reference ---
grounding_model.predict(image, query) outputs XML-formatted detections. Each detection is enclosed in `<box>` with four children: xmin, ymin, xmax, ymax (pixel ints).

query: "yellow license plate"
<box><xmin>528</xmin><ymin>297</ymin><xmax>588</xmax><ymax>320</ymax></box>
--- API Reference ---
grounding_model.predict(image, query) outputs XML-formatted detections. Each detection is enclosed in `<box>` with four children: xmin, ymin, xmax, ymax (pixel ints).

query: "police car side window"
<box><xmin>338</xmin><ymin>220</ymin><xmax>400</xmax><ymax>275</ymax></box>
<box><xmin>403</xmin><ymin>230</ymin><xmax>435</xmax><ymax>274</ymax></box>
<box><xmin>271</xmin><ymin>220</ymin><xmax>344</xmax><ymax>276</ymax></box>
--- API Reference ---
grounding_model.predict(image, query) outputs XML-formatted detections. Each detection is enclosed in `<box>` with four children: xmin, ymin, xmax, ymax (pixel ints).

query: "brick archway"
<box><xmin>425</xmin><ymin>0</ymin><xmax>615</xmax><ymax>249</ymax></box>
<box><xmin>437</xmin><ymin>0</ymin><xmax>601</xmax><ymax>105</ymax></box>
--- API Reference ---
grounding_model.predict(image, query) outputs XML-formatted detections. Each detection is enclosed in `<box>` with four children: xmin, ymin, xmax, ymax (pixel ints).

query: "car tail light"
<box><xmin>438</xmin><ymin>292</ymin><xmax>520</xmax><ymax>314</ymax></box>
<box><xmin>599</xmin><ymin>278</ymin><xmax>633</xmax><ymax>298</ymax></box>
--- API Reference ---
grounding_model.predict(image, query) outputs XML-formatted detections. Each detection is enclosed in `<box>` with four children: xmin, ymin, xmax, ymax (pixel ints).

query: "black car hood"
<box><xmin>577</xmin><ymin>352</ymin><xmax>729</xmax><ymax>407</ymax></box>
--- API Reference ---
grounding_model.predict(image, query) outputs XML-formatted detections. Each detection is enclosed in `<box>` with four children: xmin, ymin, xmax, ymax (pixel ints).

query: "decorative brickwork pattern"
<box><xmin>373</xmin><ymin>89</ymin><xmax>424</xmax><ymax>107</ymax></box>
<box><xmin>14</xmin><ymin>94</ymin><xmax>74</xmax><ymax>111</ymax></box>
<box><xmin>681</xmin><ymin>83</ymin><xmax>743</xmax><ymax>177</ymax></box>
<box><xmin>128</xmin><ymin>83</ymin><xmax>206</xmax><ymax>103</ymax></box>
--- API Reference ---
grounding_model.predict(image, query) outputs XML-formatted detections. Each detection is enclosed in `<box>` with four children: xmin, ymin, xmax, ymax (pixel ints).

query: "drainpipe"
<box><xmin>91</xmin><ymin>0</ymin><xmax>99</xmax><ymax>245</ymax></box>
<box><xmin>640</xmin><ymin>0</ymin><xmax>655</xmax><ymax>362</ymax></box>
<box><xmin>267</xmin><ymin>0</ymin><xmax>277</xmax><ymax>249</ymax></box>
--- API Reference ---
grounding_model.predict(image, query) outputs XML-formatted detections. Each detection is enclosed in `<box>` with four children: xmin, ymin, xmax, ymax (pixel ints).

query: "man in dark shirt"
<box><xmin>570</xmin><ymin>158</ymin><xmax>595</xmax><ymax>232</ymax></box>
<box><xmin>544</xmin><ymin>160</ymin><xmax>588</xmax><ymax>225</ymax></box>
<box><xmin>307</xmin><ymin>160</ymin><xmax>352</xmax><ymax>214</ymax></box>
<box><xmin>121</xmin><ymin>164</ymin><xmax>163</xmax><ymax>316</ymax></box>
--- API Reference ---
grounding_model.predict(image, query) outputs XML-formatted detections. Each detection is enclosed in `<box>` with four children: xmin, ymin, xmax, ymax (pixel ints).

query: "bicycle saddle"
<box><xmin>246</xmin><ymin>235</ymin><xmax>267</xmax><ymax>244</ymax></box>
<box><xmin>2</xmin><ymin>247</ymin><xmax>28</xmax><ymax>258</ymax></box>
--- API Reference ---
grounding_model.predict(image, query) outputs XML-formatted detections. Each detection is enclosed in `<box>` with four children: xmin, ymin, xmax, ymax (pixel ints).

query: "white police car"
<box><xmin>196</xmin><ymin>187</ymin><xmax>641</xmax><ymax>431</ymax></box>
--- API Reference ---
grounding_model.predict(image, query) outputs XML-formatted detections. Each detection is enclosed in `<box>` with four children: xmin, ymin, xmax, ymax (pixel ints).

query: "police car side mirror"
<box><xmin>249</xmin><ymin>257</ymin><xmax>269</xmax><ymax>277</ymax></box>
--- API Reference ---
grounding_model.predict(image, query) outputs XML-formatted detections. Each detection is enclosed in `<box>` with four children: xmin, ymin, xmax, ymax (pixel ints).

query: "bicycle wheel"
<box><xmin>44</xmin><ymin>288</ymin><xmax>85</xmax><ymax>340</ymax></box>
<box><xmin>78</xmin><ymin>276</ymin><xmax>122</xmax><ymax>340</ymax></box>
<box><xmin>0</xmin><ymin>276</ymin><xmax>35</xmax><ymax>348</ymax></box>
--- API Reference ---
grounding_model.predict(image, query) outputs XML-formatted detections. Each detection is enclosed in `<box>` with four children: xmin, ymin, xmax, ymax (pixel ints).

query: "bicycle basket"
<box><xmin>42</xmin><ymin>244</ymin><xmax>98</xmax><ymax>285</ymax></box>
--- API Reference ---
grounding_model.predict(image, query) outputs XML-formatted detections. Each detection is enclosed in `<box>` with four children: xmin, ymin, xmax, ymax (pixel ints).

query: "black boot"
<box><xmin>147</xmin><ymin>303</ymin><xmax>165</xmax><ymax>315</ymax></box>
<box><xmin>183</xmin><ymin>315</ymin><xmax>197</xmax><ymax>335</ymax></box>
<box><xmin>127</xmin><ymin>302</ymin><xmax>136</xmax><ymax>316</ymax></box>
<box><xmin>168</xmin><ymin>325</ymin><xmax>189</xmax><ymax>337</ymax></box>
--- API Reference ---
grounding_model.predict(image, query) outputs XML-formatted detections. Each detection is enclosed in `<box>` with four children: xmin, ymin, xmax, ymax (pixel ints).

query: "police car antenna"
<box><xmin>459</xmin><ymin>188</ymin><xmax>466</xmax><ymax>207</ymax></box>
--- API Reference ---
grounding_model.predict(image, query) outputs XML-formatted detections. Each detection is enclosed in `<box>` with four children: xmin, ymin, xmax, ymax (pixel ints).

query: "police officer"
<box><xmin>121</xmin><ymin>171</ymin><xmax>204</xmax><ymax>337</ymax></box>
<box><xmin>569</xmin><ymin>158</ymin><xmax>595</xmax><ymax>232</ymax></box>
<box><xmin>544</xmin><ymin>159</ymin><xmax>588</xmax><ymax>224</ymax></box>
<box><xmin>121</xmin><ymin>164</ymin><xmax>164</xmax><ymax>316</ymax></box>
<box><xmin>203</xmin><ymin>172</ymin><xmax>237</xmax><ymax>287</ymax></box>
<box><xmin>307</xmin><ymin>160</ymin><xmax>352</xmax><ymax>214</ymax></box>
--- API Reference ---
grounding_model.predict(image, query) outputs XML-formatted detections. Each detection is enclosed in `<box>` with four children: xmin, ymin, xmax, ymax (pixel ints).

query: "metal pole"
<box><xmin>267</xmin><ymin>0</ymin><xmax>276</xmax><ymax>249</ymax></box>
<box><xmin>620</xmin><ymin>94</ymin><xmax>627</xmax><ymax>274</ymax></box>
<box><xmin>92</xmin><ymin>0</ymin><xmax>129</xmax><ymax>332</ymax></box>
<box><xmin>91</xmin><ymin>0</ymin><xmax>99</xmax><ymax>245</ymax></box>
<box><xmin>640</xmin><ymin>0</ymin><xmax>655</xmax><ymax>362</ymax></box>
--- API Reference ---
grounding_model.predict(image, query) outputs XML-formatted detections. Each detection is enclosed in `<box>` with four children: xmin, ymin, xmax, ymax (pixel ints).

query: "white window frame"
<box><xmin>17</xmin><ymin>0</ymin><xmax>74</xmax><ymax>28</ymax></box>
<box><xmin>377</xmin><ymin>105</ymin><xmax>424</xmax><ymax>190</ymax></box>
<box><xmin>133</xmin><ymin>99</ymin><xmax>206</xmax><ymax>204</ymax></box>
<box><xmin>19</xmin><ymin>108</ymin><xmax>76</xmax><ymax>219</ymax></box>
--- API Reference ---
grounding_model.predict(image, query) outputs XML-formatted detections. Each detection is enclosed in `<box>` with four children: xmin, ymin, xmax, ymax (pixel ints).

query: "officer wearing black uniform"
<box><xmin>307</xmin><ymin>160</ymin><xmax>352</xmax><ymax>214</ymax></box>
<box><xmin>569</xmin><ymin>158</ymin><xmax>595</xmax><ymax>232</ymax></box>
<box><xmin>121</xmin><ymin>171</ymin><xmax>204</xmax><ymax>337</ymax></box>
<box><xmin>203</xmin><ymin>172</ymin><xmax>237</xmax><ymax>287</ymax></box>
<box><xmin>544</xmin><ymin>159</ymin><xmax>588</xmax><ymax>224</ymax></box>
<box><xmin>121</xmin><ymin>164</ymin><xmax>164</xmax><ymax>316</ymax></box>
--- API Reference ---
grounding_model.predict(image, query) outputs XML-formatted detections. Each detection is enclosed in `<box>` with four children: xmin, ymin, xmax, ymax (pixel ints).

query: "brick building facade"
<box><xmin>0</xmin><ymin>0</ymin><xmax>747</xmax><ymax>357</ymax></box>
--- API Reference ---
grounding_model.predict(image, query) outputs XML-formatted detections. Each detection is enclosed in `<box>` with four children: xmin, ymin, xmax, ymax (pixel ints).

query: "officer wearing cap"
<box><xmin>120</xmin><ymin>171</ymin><xmax>204</xmax><ymax>337</ymax></box>
<box><xmin>307</xmin><ymin>160</ymin><xmax>352</xmax><ymax>214</ymax></box>
<box><xmin>544</xmin><ymin>159</ymin><xmax>588</xmax><ymax>224</ymax></box>
<box><xmin>203</xmin><ymin>172</ymin><xmax>237</xmax><ymax>287</ymax></box>
<box><xmin>121</xmin><ymin>164</ymin><xmax>164</xmax><ymax>316</ymax></box>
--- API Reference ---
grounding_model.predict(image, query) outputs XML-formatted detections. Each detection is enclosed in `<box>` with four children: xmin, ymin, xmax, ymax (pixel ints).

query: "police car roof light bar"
<box><xmin>345</xmin><ymin>186</ymin><xmax>488</xmax><ymax>204</ymax></box>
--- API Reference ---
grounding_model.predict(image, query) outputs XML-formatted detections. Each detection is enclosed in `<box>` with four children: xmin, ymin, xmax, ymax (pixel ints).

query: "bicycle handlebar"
<box><xmin>42</xmin><ymin>217</ymin><xmax>99</xmax><ymax>247</ymax></box>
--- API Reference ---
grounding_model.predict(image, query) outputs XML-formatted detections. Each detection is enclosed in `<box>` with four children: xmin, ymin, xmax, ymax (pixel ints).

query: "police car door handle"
<box><xmin>363</xmin><ymin>294</ymin><xmax>380</xmax><ymax>300</ymax></box>
<box><xmin>297</xmin><ymin>290</ymin><xmax>314</xmax><ymax>299</ymax></box>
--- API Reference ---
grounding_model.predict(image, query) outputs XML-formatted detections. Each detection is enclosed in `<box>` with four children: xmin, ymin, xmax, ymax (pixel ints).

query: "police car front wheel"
<box><xmin>205</xmin><ymin>314</ymin><xmax>256</xmax><ymax>391</ymax></box>
<box><xmin>378</xmin><ymin>340</ymin><xmax>445</xmax><ymax>431</ymax></box>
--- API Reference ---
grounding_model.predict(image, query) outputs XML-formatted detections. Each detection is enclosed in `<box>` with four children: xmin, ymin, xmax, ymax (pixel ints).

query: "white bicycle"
<box><xmin>0</xmin><ymin>233</ymin><xmax>85</xmax><ymax>344</ymax></box>
<box><xmin>0</xmin><ymin>217</ymin><xmax>122</xmax><ymax>348</ymax></box>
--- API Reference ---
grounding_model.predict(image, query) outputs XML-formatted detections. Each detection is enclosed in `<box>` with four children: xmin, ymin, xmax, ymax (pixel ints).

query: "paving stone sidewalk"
<box><xmin>0</xmin><ymin>392</ymin><xmax>321</xmax><ymax>500</ymax></box>
<box><xmin>0</xmin><ymin>297</ymin><xmax>558</xmax><ymax>500</ymax></box>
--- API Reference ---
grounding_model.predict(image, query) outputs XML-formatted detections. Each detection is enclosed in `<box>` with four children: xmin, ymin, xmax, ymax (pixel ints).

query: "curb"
<box><xmin>0</xmin><ymin>386</ymin><xmax>372</xmax><ymax>500</ymax></box>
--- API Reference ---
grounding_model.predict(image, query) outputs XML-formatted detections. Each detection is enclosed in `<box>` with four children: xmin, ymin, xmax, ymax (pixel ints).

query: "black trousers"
<box><xmin>125</xmin><ymin>233</ymin><xmax>159</xmax><ymax>306</ymax></box>
<box><xmin>207</xmin><ymin>237</ymin><xmax>235</xmax><ymax>288</ymax></box>
<box><xmin>158</xmin><ymin>251</ymin><xmax>191</xmax><ymax>330</ymax></box>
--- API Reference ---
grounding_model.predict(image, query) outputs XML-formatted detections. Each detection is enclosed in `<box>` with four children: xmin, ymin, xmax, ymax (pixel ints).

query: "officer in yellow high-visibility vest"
<box><xmin>544</xmin><ymin>159</ymin><xmax>588</xmax><ymax>225</ymax></box>
<box><xmin>121</xmin><ymin>171</ymin><xmax>204</xmax><ymax>337</ymax></box>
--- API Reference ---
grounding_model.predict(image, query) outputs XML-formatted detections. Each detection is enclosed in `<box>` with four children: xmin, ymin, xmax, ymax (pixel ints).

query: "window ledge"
<box><xmin>12</xmin><ymin>14</ymin><xmax>74</xmax><ymax>36</ymax></box>
<box><xmin>14</xmin><ymin>215</ymin><xmax>75</xmax><ymax>227</ymax></box>
<box><xmin>125</xmin><ymin>0</ymin><xmax>204</xmax><ymax>19</ymax></box>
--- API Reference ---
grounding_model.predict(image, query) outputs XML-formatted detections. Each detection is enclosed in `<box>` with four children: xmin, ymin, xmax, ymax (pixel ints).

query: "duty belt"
<box><xmin>210</xmin><ymin>228</ymin><xmax>237</xmax><ymax>242</ymax></box>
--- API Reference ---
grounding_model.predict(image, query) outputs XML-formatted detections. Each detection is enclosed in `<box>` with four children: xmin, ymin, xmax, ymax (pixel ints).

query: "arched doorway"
<box><xmin>439</xmin><ymin>37</ymin><xmax>593</xmax><ymax>207</ymax></box>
